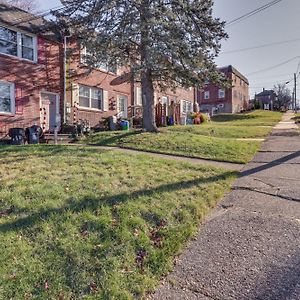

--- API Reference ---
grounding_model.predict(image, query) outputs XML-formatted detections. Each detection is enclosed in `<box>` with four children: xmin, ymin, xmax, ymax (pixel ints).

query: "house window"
<box><xmin>187</xmin><ymin>102</ymin><xmax>193</xmax><ymax>113</ymax></box>
<box><xmin>218</xmin><ymin>89</ymin><xmax>225</xmax><ymax>99</ymax></box>
<box><xmin>80</xmin><ymin>47</ymin><xmax>117</xmax><ymax>73</ymax></box>
<box><xmin>234</xmin><ymin>90</ymin><xmax>238</xmax><ymax>98</ymax></box>
<box><xmin>21</xmin><ymin>34</ymin><xmax>35</xmax><ymax>61</ymax></box>
<box><xmin>0</xmin><ymin>25</ymin><xmax>36</xmax><ymax>62</ymax></box>
<box><xmin>0</xmin><ymin>26</ymin><xmax>17</xmax><ymax>56</ymax></box>
<box><xmin>161</xmin><ymin>96</ymin><xmax>169</xmax><ymax>106</ymax></box>
<box><xmin>79</xmin><ymin>85</ymin><xmax>103</xmax><ymax>110</ymax></box>
<box><xmin>182</xmin><ymin>100</ymin><xmax>187</xmax><ymax>114</ymax></box>
<box><xmin>0</xmin><ymin>81</ymin><xmax>14</xmax><ymax>114</ymax></box>
<box><xmin>204</xmin><ymin>91</ymin><xmax>210</xmax><ymax>100</ymax></box>
<box><xmin>118</xmin><ymin>95</ymin><xmax>128</xmax><ymax>118</ymax></box>
<box><xmin>181</xmin><ymin>100</ymin><xmax>193</xmax><ymax>114</ymax></box>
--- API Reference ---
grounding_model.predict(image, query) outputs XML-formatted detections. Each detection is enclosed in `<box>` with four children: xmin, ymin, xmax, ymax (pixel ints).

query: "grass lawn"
<box><xmin>166</xmin><ymin>110</ymin><xmax>283</xmax><ymax>139</ymax></box>
<box><xmin>85</xmin><ymin>110</ymin><xmax>282</xmax><ymax>164</ymax></box>
<box><xmin>165</xmin><ymin>124</ymin><xmax>271</xmax><ymax>139</ymax></box>
<box><xmin>86</xmin><ymin>131</ymin><xmax>260</xmax><ymax>164</ymax></box>
<box><xmin>0</xmin><ymin>145</ymin><xmax>236</xmax><ymax>300</ymax></box>
<box><xmin>293</xmin><ymin>113</ymin><xmax>300</xmax><ymax>124</ymax></box>
<box><xmin>211</xmin><ymin>110</ymin><xmax>282</xmax><ymax>127</ymax></box>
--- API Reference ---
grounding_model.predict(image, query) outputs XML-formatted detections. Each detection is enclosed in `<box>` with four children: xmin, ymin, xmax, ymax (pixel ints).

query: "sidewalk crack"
<box><xmin>233</xmin><ymin>186</ymin><xmax>300</xmax><ymax>203</ymax></box>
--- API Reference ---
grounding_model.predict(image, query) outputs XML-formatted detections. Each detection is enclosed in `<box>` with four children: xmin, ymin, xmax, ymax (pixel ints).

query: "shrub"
<box><xmin>200</xmin><ymin>113</ymin><xmax>208</xmax><ymax>123</ymax></box>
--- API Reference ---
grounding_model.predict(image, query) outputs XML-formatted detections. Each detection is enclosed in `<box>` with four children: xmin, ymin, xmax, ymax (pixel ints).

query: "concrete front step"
<box><xmin>43</xmin><ymin>134</ymin><xmax>74</xmax><ymax>144</ymax></box>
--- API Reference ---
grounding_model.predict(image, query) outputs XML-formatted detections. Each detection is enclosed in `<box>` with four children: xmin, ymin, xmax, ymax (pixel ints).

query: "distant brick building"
<box><xmin>255</xmin><ymin>89</ymin><xmax>277</xmax><ymax>110</ymax></box>
<box><xmin>197</xmin><ymin>65</ymin><xmax>249</xmax><ymax>115</ymax></box>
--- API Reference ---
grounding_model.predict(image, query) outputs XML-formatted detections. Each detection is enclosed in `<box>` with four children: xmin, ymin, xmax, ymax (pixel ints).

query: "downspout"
<box><xmin>63</xmin><ymin>35</ymin><xmax>72</xmax><ymax>124</ymax></box>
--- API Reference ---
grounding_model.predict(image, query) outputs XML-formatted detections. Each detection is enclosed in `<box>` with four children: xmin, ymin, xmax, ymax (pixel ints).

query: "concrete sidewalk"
<box><xmin>150</xmin><ymin>112</ymin><xmax>300</xmax><ymax>300</ymax></box>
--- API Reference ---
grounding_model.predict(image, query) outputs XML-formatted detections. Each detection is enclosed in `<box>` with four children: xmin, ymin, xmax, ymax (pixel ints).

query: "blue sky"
<box><xmin>37</xmin><ymin>0</ymin><xmax>300</xmax><ymax>98</ymax></box>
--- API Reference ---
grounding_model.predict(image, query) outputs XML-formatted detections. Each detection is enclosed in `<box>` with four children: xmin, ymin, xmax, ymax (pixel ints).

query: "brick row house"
<box><xmin>197</xmin><ymin>65</ymin><xmax>249</xmax><ymax>115</ymax></box>
<box><xmin>0</xmin><ymin>4</ymin><xmax>195</xmax><ymax>136</ymax></box>
<box><xmin>0</xmin><ymin>4</ymin><xmax>63</xmax><ymax>135</ymax></box>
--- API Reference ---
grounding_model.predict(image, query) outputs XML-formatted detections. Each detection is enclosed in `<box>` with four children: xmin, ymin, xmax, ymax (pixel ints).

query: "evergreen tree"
<box><xmin>58</xmin><ymin>0</ymin><xmax>227</xmax><ymax>131</ymax></box>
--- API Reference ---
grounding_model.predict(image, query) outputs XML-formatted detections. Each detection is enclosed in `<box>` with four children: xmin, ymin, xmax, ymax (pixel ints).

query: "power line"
<box><xmin>12</xmin><ymin>5</ymin><xmax>65</xmax><ymax>26</ymax></box>
<box><xmin>226</xmin><ymin>0</ymin><xmax>284</xmax><ymax>27</ymax></box>
<box><xmin>246</xmin><ymin>56</ymin><xmax>300</xmax><ymax>76</ymax></box>
<box><xmin>221</xmin><ymin>37</ymin><xmax>300</xmax><ymax>55</ymax></box>
<box><xmin>250</xmin><ymin>73</ymin><xmax>295</xmax><ymax>80</ymax></box>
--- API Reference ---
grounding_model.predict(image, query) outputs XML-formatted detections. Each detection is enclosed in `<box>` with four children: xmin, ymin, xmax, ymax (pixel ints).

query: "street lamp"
<box><xmin>285</xmin><ymin>76</ymin><xmax>297</xmax><ymax>113</ymax></box>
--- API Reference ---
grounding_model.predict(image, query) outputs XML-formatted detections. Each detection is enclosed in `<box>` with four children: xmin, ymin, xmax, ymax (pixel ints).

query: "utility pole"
<box><xmin>294</xmin><ymin>73</ymin><xmax>297</xmax><ymax>113</ymax></box>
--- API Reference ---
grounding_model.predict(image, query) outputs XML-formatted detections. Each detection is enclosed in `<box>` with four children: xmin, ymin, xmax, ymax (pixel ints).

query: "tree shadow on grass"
<box><xmin>90</xmin><ymin>130</ymin><xmax>143</xmax><ymax>146</ymax></box>
<box><xmin>212</xmin><ymin>114</ymin><xmax>256</xmax><ymax>123</ymax></box>
<box><xmin>0</xmin><ymin>171</ymin><xmax>236</xmax><ymax>234</ymax></box>
<box><xmin>0</xmin><ymin>145</ymin><xmax>113</xmax><ymax>162</ymax></box>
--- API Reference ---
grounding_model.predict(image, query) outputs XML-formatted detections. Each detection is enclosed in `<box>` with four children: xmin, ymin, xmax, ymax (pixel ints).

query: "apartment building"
<box><xmin>198</xmin><ymin>65</ymin><xmax>249</xmax><ymax>115</ymax></box>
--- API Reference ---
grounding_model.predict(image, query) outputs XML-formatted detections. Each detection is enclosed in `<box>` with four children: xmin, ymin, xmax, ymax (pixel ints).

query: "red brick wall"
<box><xmin>197</xmin><ymin>68</ymin><xmax>249</xmax><ymax>114</ymax></box>
<box><xmin>0</xmin><ymin>36</ymin><xmax>62</xmax><ymax>135</ymax></box>
<box><xmin>66</xmin><ymin>42</ymin><xmax>132</xmax><ymax>127</ymax></box>
<box><xmin>67</xmin><ymin>41</ymin><xmax>195</xmax><ymax>126</ymax></box>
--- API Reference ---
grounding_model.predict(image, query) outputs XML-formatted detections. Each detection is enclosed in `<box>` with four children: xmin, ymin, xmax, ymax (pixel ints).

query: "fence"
<box><xmin>155</xmin><ymin>102</ymin><xmax>181</xmax><ymax>127</ymax></box>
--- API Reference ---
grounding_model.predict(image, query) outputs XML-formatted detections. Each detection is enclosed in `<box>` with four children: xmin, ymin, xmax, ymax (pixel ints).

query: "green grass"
<box><xmin>211</xmin><ymin>110</ymin><xmax>282</xmax><ymax>126</ymax></box>
<box><xmin>165</xmin><ymin>124</ymin><xmax>271</xmax><ymax>139</ymax></box>
<box><xmin>86</xmin><ymin>131</ymin><xmax>260</xmax><ymax>164</ymax></box>
<box><xmin>292</xmin><ymin>113</ymin><xmax>300</xmax><ymax>124</ymax></box>
<box><xmin>166</xmin><ymin>110</ymin><xmax>283</xmax><ymax>139</ymax></box>
<box><xmin>0</xmin><ymin>145</ymin><xmax>236</xmax><ymax>299</ymax></box>
<box><xmin>85</xmin><ymin>110</ymin><xmax>282</xmax><ymax>164</ymax></box>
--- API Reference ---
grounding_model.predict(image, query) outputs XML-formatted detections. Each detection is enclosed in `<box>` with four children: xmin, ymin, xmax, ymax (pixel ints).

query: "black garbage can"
<box><xmin>108</xmin><ymin>116</ymin><xmax>117</xmax><ymax>131</ymax></box>
<box><xmin>25</xmin><ymin>125</ymin><xmax>43</xmax><ymax>144</ymax></box>
<box><xmin>8</xmin><ymin>128</ymin><xmax>25</xmax><ymax>145</ymax></box>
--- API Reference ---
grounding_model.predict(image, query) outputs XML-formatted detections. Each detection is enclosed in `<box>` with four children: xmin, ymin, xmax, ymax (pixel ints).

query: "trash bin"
<box><xmin>8</xmin><ymin>128</ymin><xmax>25</xmax><ymax>145</ymax></box>
<box><xmin>25</xmin><ymin>125</ymin><xmax>43</xmax><ymax>144</ymax></box>
<box><xmin>120</xmin><ymin>120</ymin><xmax>130</xmax><ymax>131</ymax></box>
<box><xmin>168</xmin><ymin>116</ymin><xmax>174</xmax><ymax>126</ymax></box>
<box><xmin>108</xmin><ymin>116</ymin><xmax>117</xmax><ymax>131</ymax></box>
<box><xmin>180</xmin><ymin>116</ymin><xmax>187</xmax><ymax>126</ymax></box>
<box><xmin>186</xmin><ymin>117</ymin><xmax>193</xmax><ymax>125</ymax></box>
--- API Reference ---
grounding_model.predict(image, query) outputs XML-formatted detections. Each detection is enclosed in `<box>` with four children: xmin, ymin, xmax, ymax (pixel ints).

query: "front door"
<box><xmin>41</xmin><ymin>92</ymin><xmax>60</xmax><ymax>132</ymax></box>
<box><xmin>118</xmin><ymin>95</ymin><xmax>128</xmax><ymax>118</ymax></box>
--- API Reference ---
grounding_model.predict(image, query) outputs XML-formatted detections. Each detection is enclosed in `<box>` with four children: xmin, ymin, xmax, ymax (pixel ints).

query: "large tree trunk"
<box><xmin>141</xmin><ymin>69</ymin><xmax>158</xmax><ymax>132</ymax></box>
<box><xmin>140</xmin><ymin>0</ymin><xmax>158</xmax><ymax>132</ymax></box>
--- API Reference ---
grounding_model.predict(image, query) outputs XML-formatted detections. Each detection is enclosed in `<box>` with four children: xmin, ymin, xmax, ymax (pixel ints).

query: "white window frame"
<box><xmin>0</xmin><ymin>23</ymin><xmax>37</xmax><ymax>63</ymax></box>
<box><xmin>0</xmin><ymin>80</ymin><xmax>15</xmax><ymax>115</ymax></box>
<box><xmin>218</xmin><ymin>89</ymin><xmax>225</xmax><ymax>99</ymax></box>
<box><xmin>181</xmin><ymin>100</ymin><xmax>193</xmax><ymax>115</ymax></box>
<box><xmin>117</xmin><ymin>94</ymin><xmax>128</xmax><ymax>118</ymax></box>
<box><xmin>204</xmin><ymin>91</ymin><xmax>210</xmax><ymax>100</ymax></box>
<box><xmin>78</xmin><ymin>84</ymin><xmax>103</xmax><ymax>111</ymax></box>
<box><xmin>80</xmin><ymin>46</ymin><xmax>117</xmax><ymax>74</ymax></box>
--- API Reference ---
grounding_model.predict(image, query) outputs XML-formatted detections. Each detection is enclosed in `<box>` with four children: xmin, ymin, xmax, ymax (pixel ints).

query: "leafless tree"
<box><xmin>273</xmin><ymin>83</ymin><xmax>292</xmax><ymax>110</ymax></box>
